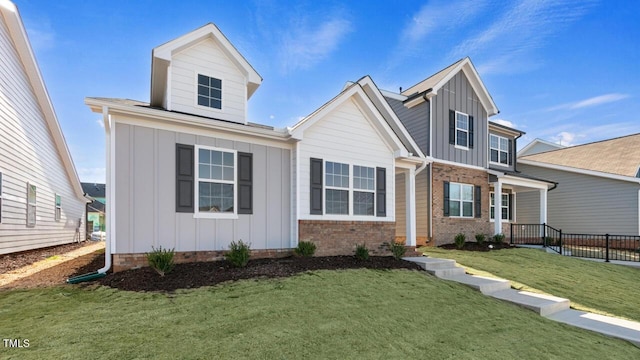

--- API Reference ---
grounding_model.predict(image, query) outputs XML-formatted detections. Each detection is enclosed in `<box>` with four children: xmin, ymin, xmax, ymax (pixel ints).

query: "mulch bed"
<box><xmin>0</xmin><ymin>242</ymin><xmax>93</xmax><ymax>275</ymax></box>
<box><xmin>89</xmin><ymin>256</ymin><xmax>424</xmax><ymax>292</ymax></box>
<box><xmin>439</xmin><ymin>242</ymin><xmax>515</xmax><ymax>251</ymax></box>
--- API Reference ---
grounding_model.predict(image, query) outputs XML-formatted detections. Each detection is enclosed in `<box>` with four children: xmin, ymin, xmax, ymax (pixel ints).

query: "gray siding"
<box><xmin>518</xmin><ymin>164</ymin><xmax>640</xmax><ymax>235</ymax></box>
<box><xmin>432</xmin><ymin>72</ymin><xmax>488</xmax><ymax>167</ymax></box>
<box><xmin>386</xmin><ymin>97</ymin><xmax>429</xmax><ymax>156</ymax></box>
<box><xmin>0</xmin><ymin>16</ymin><xmax>86</xmax><ymax>254</ymax></box>
<box><xmin>519</xmin><ymin>142</ymin><xmax>563</xmax><ymax>156</ymax></box>
<box><xmin>114</xmin><ymin>123</ymin><xmax>291</xmax><ymax>254</ymax></box>
<box><xmin>515</xmin><ymin>191</ymin><xmax>540</xmax><ymax>224</ymax></box>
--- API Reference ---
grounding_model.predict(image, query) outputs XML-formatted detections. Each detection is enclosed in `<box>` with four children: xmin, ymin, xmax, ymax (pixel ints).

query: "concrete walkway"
<box><xmin>404</xmin><ymin>256</ymin><xmax>640</xmax><ymax>347</ymax></box>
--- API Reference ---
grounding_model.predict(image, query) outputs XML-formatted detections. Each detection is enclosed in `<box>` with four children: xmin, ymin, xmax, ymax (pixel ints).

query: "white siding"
<box><xmin>518</xmin><ymin>164</ymin><xmax>640</xmax><ymax>235</ymax></box>
<box><xmin>0</xmin><ymin>18</ymin><xmax>85</xmax><ymax>254</ymax></box>
<box><xmin>114</xmin><ymin>122</ymin><xmax>291</xmax><ymax>254</ymax></box>
<box><xmin>170</xmin><ymin>38</ymin><xmax>246</xmax><ymax>124</ymax></box>
<box><xmin>298</xmin><ymin>98</ymin><xmax>396</xmax><ymax>221</ymax></box>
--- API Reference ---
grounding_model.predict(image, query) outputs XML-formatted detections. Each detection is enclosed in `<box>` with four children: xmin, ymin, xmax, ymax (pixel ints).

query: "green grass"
<box><xmin>1</xmin><ymin>269</ymin><xmax>638</xmax><ymax>359</ymax></box>
<box><xmin>422</xmin><ymin>247</ymin><xmax>640</xmax><ymax>322</ymax></box>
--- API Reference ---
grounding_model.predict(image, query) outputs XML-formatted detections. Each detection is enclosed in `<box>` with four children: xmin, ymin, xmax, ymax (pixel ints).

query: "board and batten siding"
<box><xmin>298</xmin><ymin>98</ymin><xmax>395</xmax><ymax>220</ymax></box>
<box><xmin>386</xmin><ymin>97</ymin><xmax>429</xmax><ymax>156</ymax></box>
<box><xmin>114</xmin><ymin>122</ymin><xmax>290</xmax><ymax>254</ymax></box>
<box><xmin>0</xmin><ymin>18</ymin><xmax>85</xmax><ymax>254</ymax></box>
<box><xmin>395</xmin><ymin>169</ymin><xmax>429</xmax><ymax>237</ymax></box>
<box><xmin>517</xmin><ymin>164</ymin><xmax>640</xmax><ymax>235</ymax></box>
<box><xmin>170</xmin><ymin>38</ymin><xmax>246</xmax><ymax>124</ymax></box>
<box><xmin>432</xmin><ymin>72</ymin><xmax>488</xmax><ymax>167</ymax></box>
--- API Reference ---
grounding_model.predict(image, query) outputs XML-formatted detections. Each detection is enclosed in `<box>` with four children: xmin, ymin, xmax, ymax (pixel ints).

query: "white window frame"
<box><xmin>194</xmin><ymin>145</ymin><xmax>237</xmax><ymax>219</ymax></box>
<box><xmin>194</xmin><ymin>72</ymin><xmax>223</xmax><ymax>112</ymax></box>
<box><xmin>490</xmin><ymin>192</ymin><xmax>510</xmax><ymax>222</ymax></box>
<box><xmin>490</xmin><ymin>134</ymin><xmax>510</xmax><ymax>166</ymax></box>
<box><xmin>353</xmin><ymin>165</ymin><xmax>375</xmax><ymax>216</ymax></box>
<box><xmin>27</xmin><ymin>183</ymin><xmax>36</xmax><ymax>227</ymax></box>
<box><xmin>455</xmin><ymin>111</ymin><xmax>470</xmax><ymax>150</ymax></box>
<box><xmin>325</xmin><ymin>161</ymin><xmax>350</xmax><ymax>215</ymax></box>
<box><xmin>449</xmin><ymin>182</ymin><xmax>474</xmax><ymax>218</ymax></box>
<box><xmin>54</xmin><ymin>194</ymin><xmax>61</xmax><ymax>222</ymax></box>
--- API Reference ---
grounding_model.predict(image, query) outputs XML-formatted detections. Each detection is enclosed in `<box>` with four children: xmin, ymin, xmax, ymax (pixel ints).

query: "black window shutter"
<box><xmin>237</xmin><ymin>152</ymin><xmax>253</xmax><ymax>214</ymax></box>
<box><xmin>468</xmin><ymin>115</ymin><xmax>474</xmax><ymax>148</ymax></box>
<box><xmin>175</xmin><ymin>144</ymin><xmax>194</xmax><ymax>213</ymax></box>
<box><xmin>443</xmin><ymin>181</ymin><xmax>450</xmax><ymax>217</ymax></box>
<box><xmin>474</xmin><ymin>185</ymin><xmax>481</xmax><ymax>218</ymax></box>
<box><xmin>508</xmin><ymin>139</ymin><xmax>513</xmax><ymax>165</ymax></box>
<box><xmin>449</xmin><ymin>110</ymin><xmax>455</xmax><ymax>145</ymax></box>
<box><xmin>508</xmin><ymin>193</ymin><xmax>513</xmax><ymax>220</ymax></box>
<box><xmin>310</xmin><ymin>158</ymin><xmax>323</xmax><ymax>215</ymax></box>
<box><xmin>376</xmin><ymin>167</ymin><xmax>386</xmax><ymax>217</ymax></box>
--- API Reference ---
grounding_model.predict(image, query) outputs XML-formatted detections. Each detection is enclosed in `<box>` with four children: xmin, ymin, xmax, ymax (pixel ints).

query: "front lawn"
<box><xmin>422</xmin><ymin>247</ymin><xmax>640</xmax><ymax>322</ymax></box>
<box><xmin>1</xmin><ymin>269</ymin><xmax>638</xmax><ymax>359</ymax></box>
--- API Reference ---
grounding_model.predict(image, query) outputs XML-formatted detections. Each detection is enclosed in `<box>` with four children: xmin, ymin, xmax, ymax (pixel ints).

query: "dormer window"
<box><xmin>197</xmin><ymin>74</ymin><xmax>222</xmax><ymax>110</ymax></box>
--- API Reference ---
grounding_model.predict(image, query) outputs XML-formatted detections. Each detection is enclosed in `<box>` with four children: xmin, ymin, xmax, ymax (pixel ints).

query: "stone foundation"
<box><xmin>112</xmin><ymin>248</ymin><xmax>292</xmax><ymax>272</ymax></box>
<box><xmin>298</xmin><ymin>220</ymin><xmax>396</xmax><ymax>256</ymax></box>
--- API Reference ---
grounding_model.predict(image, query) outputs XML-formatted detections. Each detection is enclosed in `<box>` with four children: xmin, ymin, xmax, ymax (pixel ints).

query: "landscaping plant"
<box><xmin>389</xmin><ymin>242</ymin><xmax>406</xmax><ymax>260</ymax></box>
<box><xmin>454</xmin><ymin>233</ymin><xmax>466</xmax><ymax>249</ymax></box>
<box><xmin>355</xmin><ymin>244</ymin><xmax>369</xmax><ymax>260</ymax></box>
<box><xmin>226</xmin><ymin>240</ymin><xmax>251</xmax><ymax>267</ymax></box>
<box><xmin>294</xmin><ymin>241</ymin><xmax>317</xmax><ymax>257</ymax></box>
<box><xmin>146</xmin><ymin>246</ymin><xmax>175</xmax><ymax>277</ymax></box>
<box><xmin>493</xmin><ymin>233</ymin><xmax>505</xmax><ymax>244</ymax></box>
<box><xmin>475</xmin><ymin>233</ymin><xmax>486</xmax><ymax>245</ymax></box>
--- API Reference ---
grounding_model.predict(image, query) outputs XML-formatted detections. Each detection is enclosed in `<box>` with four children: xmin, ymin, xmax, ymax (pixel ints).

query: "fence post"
<box><xmin>559</xmin><ymin>229</ymin><xmax>562</xmax><ymax>255</ymax></box>
<box><xmin>605</xmin><ymin>234</ymin><xmax>610</xmax><ymax>262</ymax></box>
<box><xmin>542</xmin><ymin>223</ymin><xmax>547</xmax><ymax>248</ymax></box>
<box><xmin>510</xmin><ymin>223</ymin><xmax>513</xmax><ymax>245</ymax></box>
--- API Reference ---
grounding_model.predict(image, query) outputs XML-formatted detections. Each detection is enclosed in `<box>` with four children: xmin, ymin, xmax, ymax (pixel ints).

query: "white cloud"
<box><xmin>25</xmin><ymin>23</ymin><xmax>56</xmax><ymax>53</ymax></box>
<box><xmin>280</xmin><ymin>16</ymin><xmax>352</xmax><ymax>73</ymax></box>
<box><xmin>401</xmin><ymin>0</ymin><xmax>487</xmax><ymax>43</ymax></box>
<box><xmin>546</xmin><ymin>93</ymin><xmax>630</xmax><ymax>111</ymax></box>
<box><xmin>491</xmin><ymin>119</ymin><xmax>515</xmax><ymax>128</ymax></box>
<box><xmin>551</xmin><ymin>131</ymin><xmax>579</xmax><ymax>146</ymax></box>
<box><xmin>77</xmin><ymin>168</ymin><xmax>106</xmax><ymax>184</ymax></box>
<box><xmin>96</xmin><ymin>119</ymin><xmax>104</xmax><ymax>128</ymax></box>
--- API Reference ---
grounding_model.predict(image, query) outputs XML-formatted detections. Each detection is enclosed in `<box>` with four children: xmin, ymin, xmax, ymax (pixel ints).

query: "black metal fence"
<box><xmin>510</xmin><ymin>223</ymin><xmax>640</xmax><ymax>262</ymax></box>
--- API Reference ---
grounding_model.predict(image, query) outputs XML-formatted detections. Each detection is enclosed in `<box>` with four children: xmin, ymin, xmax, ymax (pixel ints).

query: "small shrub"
<box><xmin>389</xmin><ymin>242</ymin><xmax>407</xmax><ymax>260</ymax></box>
<box><xmin>294</xmin><ymin>241</ymin><xmax>317</xmax><ymax>257</ymax></box>
<box><xmin>355</xmin><ymin>244</ymin><xmax>369</xmax><ymax>260</ymax></box>
<box><xmin>475</xmin><ymin>233</ymin><xmax>486</xmax><ymax>245</ymax></box>
<box><xmin>454</xmin><ymin>233</ymin><xmax>466</xmax><ymax>249</ymax></box>
<box><xmin>493</xmin><ymin>233</ymin><xmax>506</xmax><ymax>244</ymax></box>
<box><xmin>146</xmin><ymin>246</ymin><xmax>175</xmax><ymax>277</ymax></box>
<box><xmin>544</xmin><ymin>236</ymin><xmax>557</xmax><ymax>246</ymax></box>
<box><xmin>226</xmin><ymin>240</ymin><xmax>251</xmax><ymax>268</ymax></box>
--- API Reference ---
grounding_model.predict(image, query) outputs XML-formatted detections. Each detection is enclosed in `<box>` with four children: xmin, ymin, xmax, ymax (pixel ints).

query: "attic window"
<box><xmin>197</xmin><ymin>74</ymin><xmax>222</xmax><ymax>110</ymax></box>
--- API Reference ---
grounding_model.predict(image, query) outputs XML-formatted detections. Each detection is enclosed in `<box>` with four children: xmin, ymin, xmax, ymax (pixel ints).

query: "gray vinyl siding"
<box><xmin>488</xmin><ymin>130</ymin><xmax>516</xmax><ymax>172</ymax></box>
<box><xmin>0</xmin><ymin>17</ymin><xmax>86</xmax><ymax>254</ymax></box>
<box><xmin>520</xmin><ymin>142</ymin><xmax>562</xmax><ymax>156</ymax></box>
<box><xmin>515</xmin><ymin>191</ymin><xmax>539</xmax><ymax>224</ymax></box>
<box><xmin>432</xmin><ymin>72</ymin><xmax>488</xmax><ymax>167</ymax></box>
<box><xmin>114</xmin><ymin>123</ymin><xmax>291</xmax><ymax>254</ymax></box>
<box><xmin>386</xmin><ymin>97</ymin><xmax>429</xmax><ymax>156</ymax></box>
<box><xmin>518</xmin><ymin>164</ymin><xmax>640</xmax><ymax>235</ymax></box>
<box><xmin>395</xmin><ymin>169</ymin><xmax>429</xmax><ymax>238</ymax></box>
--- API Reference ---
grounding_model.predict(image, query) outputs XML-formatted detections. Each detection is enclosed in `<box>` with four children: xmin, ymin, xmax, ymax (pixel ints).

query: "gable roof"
<box><xmin>520</xmin><ymin>133</ymin><xmax>640</xmax><ymax>179</ymax></box>
<box><xmin>401</xmin><ymin>57</ymin><xmax>499</xmax><ymax>116</ymax></box>
<box><xmin>150</xmin><ymin>23</ymin><xmax>262</xmax><ymax>108</ymax></box>
<box><xmin>289</xmin><ymin>82</ymin><xmax>414</xmax><ymax>158</ymax></box>
<box><xmin>518</xmin><ymin>138</ymin><xmax>565</xmax><ymax>157</ymax></box>
<box><xmin>0</xmin><ymin>0</ymin><xmax>86</xmax><ymax>200</ymax></box>
<box><xmin>81</xmin><ymin>182</ymin><xmax>106</xmax><ymax>198</ymax></box>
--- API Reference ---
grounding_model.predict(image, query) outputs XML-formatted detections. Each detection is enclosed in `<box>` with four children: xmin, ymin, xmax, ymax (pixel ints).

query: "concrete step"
<box><xmin>403</xmin><ymin>257</ymin><xmax>457</xmax><ymax>270</ymax></box>
<box><xmin>440</xmin><ymin>274</ymin><xmax>511</xmax><ymax>294</ymax></box>
<box><xmin>489</xmin><ymin>289</ymin><xmax>570</xmax><ymax>316</ymax></box>
<box><xmin>546</xmin><ymin>309</ymin><xmax>640</xmax><ymax>347</ymax></box>
<box><xmin>428</xmin><ymin>267</ymin><xmax>466</xmax><ymax>278</ymax></box>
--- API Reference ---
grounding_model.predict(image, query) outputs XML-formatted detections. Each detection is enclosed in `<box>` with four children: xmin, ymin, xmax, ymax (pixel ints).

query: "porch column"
<box><xmin>494</xmin><ymin>181</ymin><xmax>502</xmax><ymax>235</ymax></box>
<box><xmin>405</xmin><ymin>167</ymin><xmax>416</xmax><ymax>247</ymax></box>
<box><xmin>539</xmin><ymin>188</ymin><xmax>548</xmax><ymax>225</ymax></box>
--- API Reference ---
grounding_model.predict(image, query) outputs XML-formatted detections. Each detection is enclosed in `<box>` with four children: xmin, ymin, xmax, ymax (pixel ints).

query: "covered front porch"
<box><xmin>394</xmin><ymin>158</ymin><xmax>431</xmax><ymax>248</ymax></box>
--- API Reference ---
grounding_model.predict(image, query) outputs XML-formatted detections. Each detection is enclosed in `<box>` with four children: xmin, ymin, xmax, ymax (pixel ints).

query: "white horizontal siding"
<box><xmin>518</xmin><ymin>164</ymin><xmax>640</xmax><ymax>235</ymax></box>
<box><xmin>298</xmin><ymin>98</ymin><xmax>396</xmax><ymax>220</ymax></box>
<box><xmin>170</xmin><ymin>38</ymin><xmax>246</xmax><ymax>123</ymax></box>
<box><xmin>0</xmin><ymin>18</ymin><xmax>85</xmax><ymax>254</ymax></box>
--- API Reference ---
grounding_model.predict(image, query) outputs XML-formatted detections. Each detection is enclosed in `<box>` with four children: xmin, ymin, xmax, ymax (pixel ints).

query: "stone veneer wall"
<box><xmin>112</xmin><ymin>249</ymin><xmax>292</xmax><ymax>272</ymax></box>
<box><xmin>431</xmin><ymin>163</ymin><xmax>493</xmax><ymax>246</ymax></box>
<box><xmin>298</xmin><ymin>220</ymin><xmax>395</xmax><ymax>256</ymax></box>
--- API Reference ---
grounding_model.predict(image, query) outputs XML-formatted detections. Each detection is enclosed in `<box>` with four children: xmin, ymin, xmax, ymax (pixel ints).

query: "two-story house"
<box><xmin>86</xmin><ymin>24</ymin><xmax>555</xmax><ymax>272</ymax></box>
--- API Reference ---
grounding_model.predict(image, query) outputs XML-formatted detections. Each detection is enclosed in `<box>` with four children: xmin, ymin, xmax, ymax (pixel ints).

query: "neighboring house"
<box><xmin>518</xmin><ymin>138</ymin><xmax>565</xmax><ymax>157</ymax></box>
<box><xmin>81</xmin><ymin>182</ymin><xmax>106</xmax><ymax>233</ymax></box>
<box><xmin>85</xmin><ymin>24</ymin><xmax>555</xmax><ymax>271</ymax></box>
<box><xmin>0</xmin><ymin>0</ymin><xmax>87</xmax><ymax>254</ymax></box>
<box><xmin>518</xmin><ymin>134</ymin><xmax>640</xmax><ymax>235</ymax></box>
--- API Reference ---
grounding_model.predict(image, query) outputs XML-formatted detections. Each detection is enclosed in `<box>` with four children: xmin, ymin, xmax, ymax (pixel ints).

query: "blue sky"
<box><xmin>14</xmin><ymin>0</ymin><xmax>640</xmax><ymax>183</ymax></box>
